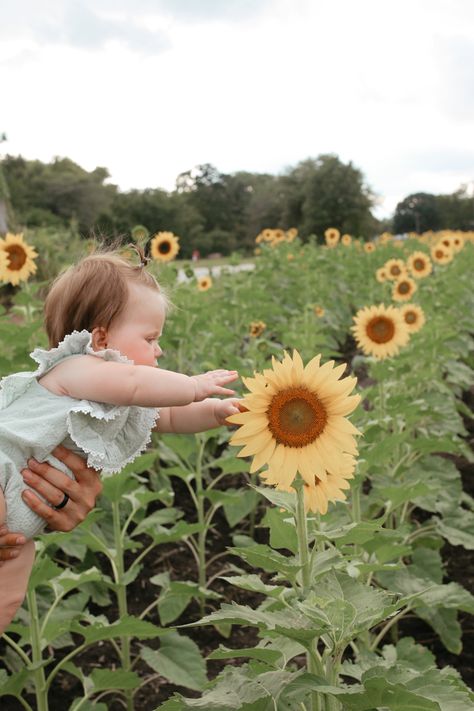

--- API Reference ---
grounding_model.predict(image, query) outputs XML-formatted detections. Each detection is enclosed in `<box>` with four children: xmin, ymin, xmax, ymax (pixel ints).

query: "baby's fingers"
<box><xmin>214</xmin><ymin>386</ymin><xmax>237</xmax><ymax>396</ymax></box>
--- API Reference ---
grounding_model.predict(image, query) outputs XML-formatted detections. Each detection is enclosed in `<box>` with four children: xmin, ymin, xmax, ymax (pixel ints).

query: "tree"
<box><xmin>393</xmin><ymin>193</ymin><xmax>441</xmax><ymax>234</ymax></box>
<box><xmin>281</xmin><ymin>155</ymin><xmax>376</xmax><ymax>240</ymax></box>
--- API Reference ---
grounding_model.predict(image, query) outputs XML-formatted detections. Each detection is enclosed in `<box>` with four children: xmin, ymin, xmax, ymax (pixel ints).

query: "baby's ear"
<box><xmin>91</xmin><ymin>326</ymin><xmax>108</xmax><ymax>351</ymax></box>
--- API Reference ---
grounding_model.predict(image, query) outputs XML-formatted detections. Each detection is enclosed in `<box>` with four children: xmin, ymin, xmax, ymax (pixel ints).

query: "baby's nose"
<box><xmin>155</xmin><ymin>343</ymin><xmax>163</xmax><ymax>357</ymax></box>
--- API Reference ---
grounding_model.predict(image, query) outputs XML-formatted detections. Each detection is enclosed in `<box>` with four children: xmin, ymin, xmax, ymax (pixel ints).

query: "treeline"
<box><xmin>2</xmin><ymin>153</ymin><xmax>473</xmax><ymax>256</ymax></box>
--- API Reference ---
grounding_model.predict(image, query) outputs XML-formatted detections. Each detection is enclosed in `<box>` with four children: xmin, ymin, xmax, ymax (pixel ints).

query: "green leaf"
<box><xmin>435</xmin><ymin>511</ymin><xmax>474</xmax><ymax>549</ymax></box>
<box><xmin>71</xmin><ymin>614</ymin><xmax>166</xmax><ymax>644</ymax></box>
<box><xmin>194</xmin><ymin>602</ymin><xmax>322</xmax><ymax>644</ymax></box>
<box><xmin>89</xmin><ymin>668</ymin><xmax>141</xmax><ymax>691</ymax></box>
<box><xmin>207</xmin><ymin>644</ymin><xmax>282</xmax><ymax>665</ymax></box>
<box><xmin>222</xmin><ymin>488</ymin><xmax>259</xmax><ymax>528</ymax></box>
<box><xmin>141</xmin><ymin>631</ymin><xmax>207</xmax><ymax>691</ymax></box>
<box><xmin>229</xmin><ymin>544</ymin><xmax>301</xmax><ymax>579</ymax></box>
<box><xmin>220</xmin><ymin>574</ymin><xmax>286</xmax><ymax>598</ymax></box>
<box><xmin>261</xmin><ymin>506</ymin><xmax>298</xmax><ymax>553</ymax></box>
<box><xmin>121</xmin><ymin>450</ymin><xmax>158</xmax><ymax>475</ymax></box>
<box><xmin>251</xmin><ymin>485</ymin><xmax>296</xmax><ymax>514</ymax></box>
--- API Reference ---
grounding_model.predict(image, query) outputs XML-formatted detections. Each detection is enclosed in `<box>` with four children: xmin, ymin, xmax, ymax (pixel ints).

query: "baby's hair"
<box><xmin>44</xmin><ymin>242</ymin><xmax>170</xmax><ymax>347</ymax></box>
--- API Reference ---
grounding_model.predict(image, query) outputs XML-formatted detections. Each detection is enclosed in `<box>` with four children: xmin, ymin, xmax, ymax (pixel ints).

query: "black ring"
<box><xmin>54</xmin><ymin>493</ymin><xmax>70</xmax><ymax>510</ymax></box>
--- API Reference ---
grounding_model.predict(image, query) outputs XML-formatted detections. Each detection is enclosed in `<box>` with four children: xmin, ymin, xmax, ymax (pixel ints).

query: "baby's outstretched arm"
<box><xmin>45</xmin><ymin>357</ymin><xmax>238</xmax><ymax>409</ymax></box>
<box><xmin>156</xmin><ymin>397</ymin><xmax>241</xmax><ymax>433</ymax></box>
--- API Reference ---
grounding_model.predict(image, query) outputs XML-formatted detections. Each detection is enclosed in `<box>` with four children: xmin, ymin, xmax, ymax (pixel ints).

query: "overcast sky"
<box><xmin>1</xmin><ymin>0</ymin><xmax>473</xmax><ymax>218</ymax></box>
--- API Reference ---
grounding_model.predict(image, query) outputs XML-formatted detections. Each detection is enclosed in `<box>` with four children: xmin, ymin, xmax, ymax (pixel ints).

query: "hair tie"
<box><xmin>128</xmin><ymin>243</ymin><xmax>150</xmax><ymax>267</ymax></box>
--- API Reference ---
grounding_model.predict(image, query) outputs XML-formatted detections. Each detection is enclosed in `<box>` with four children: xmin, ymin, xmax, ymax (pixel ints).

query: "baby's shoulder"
<box><xmin>38</xmin><ymin>354</ymin><xmax>102</xmax><ymax>396</ymax></box>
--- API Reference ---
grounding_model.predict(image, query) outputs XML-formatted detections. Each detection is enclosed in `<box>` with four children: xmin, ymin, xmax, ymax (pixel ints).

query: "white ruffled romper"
<box><xmin>0</xmin><ymin>331</ymin><xmax>160</xmax><ymax>539</ymax></box>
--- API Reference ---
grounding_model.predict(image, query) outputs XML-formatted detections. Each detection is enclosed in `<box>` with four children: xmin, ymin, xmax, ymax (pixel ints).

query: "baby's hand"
<box><xmin>214</xmin><ymin>398</ymin><xmax>242</xmax><ymax>426</ymax></box>
<box><xmin>191</xmin><ymin>370</ymin><xmax>238</xmax><ymax>402</ymax></box>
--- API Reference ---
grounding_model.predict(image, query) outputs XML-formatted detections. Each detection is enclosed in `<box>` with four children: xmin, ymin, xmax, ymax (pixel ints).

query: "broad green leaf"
<box><xmin>121</xmin><ymin>450</ymin><xmax>158</xmax><ymax>475</ymax></box>
<box><xmin>229</xmin><ymin>544</ymin><xmax>301</xmax><ymax>579</ymax></box>
<box><xmin>251</xmin><ymin>485</ymin><xmax>296</xmax><ymax>514</ymax></box>
<box><xmin>222</xmin><ymin>488</ymin><xmax>259</xmax><ymax>528</ymax></box>
<box><xmin>435</xmin><ymin>511</ymin><xmax>474</xmax><ymax>549</ymax></box>
<box><xmin>220</xmin><ymin>574</ymin><xmax>286</xmax><ymax>598</ymax></box>
<box><xmin>0</xmin><ymin>668</ymin><xmax>29</xmax><ymax>697</ymax></box>
<box><xmin>88</xmin><ymin>668</ymin><xmax>141</xmax><ymax>691</ymax></box>
<box><xmin>194</xmin><ymin>602</ymin><xmax>323</xmax><ymax>643</ymax></box>
<box><xmin>207</xmin><ymin>645</ymin><xmax>282</xmax><ymax>665</ymax></box>
<box><xmin>261</xmin><ymin>506</ymin><xmax>298</xmax><ymax>553</ymax></box>
<box><xmin>71</xmin><ymin>614</ymin><xmax>166</xmax><ymax>644</ymax></box>
<box><xmin>141</xmin><ymin>631</ymin><xmax>207</xmax><ymax>691</ymax></box>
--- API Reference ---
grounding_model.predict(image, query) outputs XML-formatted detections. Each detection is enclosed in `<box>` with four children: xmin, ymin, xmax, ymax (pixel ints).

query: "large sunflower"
<box><xmin>392</xmin><ymin>275</ymin><xmax>417</xmax><ymax>302</ymax></box>
<box><xmin>228</xmin><ymin>351</ymin><xmax>361</xmax><ymax>515</ymax></box>
<box><xmin>430</xmin><ymin>243</ymin><xmax>453</xmax><ymax>265</ymax></box>
<box><xmin>407</xmin><ymin>251</ymin><xmax>432</xmax><ymax>279</ymax></box>
<box><xmin>324</xmin><ymin>228</ymin><xmax>340</xmax><ymax>247</ymax></box>
<box><xmin>352</xmin><ymin>304</ymin><xmax>410</xmax><ymax>359</ymax></box>
<box><xmin>150</xmin><ymin>231</ymin><xmax>180</xmax><ymax>262</ymax></box>
<box><xmin>0</xmin><ymin>233</ymin><xmax>38</xmax><ymax>286</ymax></box>
<box><xmin>384</xmin><ymin>258</ymin><xmax>407</xmax><ymax>280</ymax></box>
<box><xmin>400</xmin><ymin>304</ymin><xmax>425</xmax><ymax>333</ymax></box>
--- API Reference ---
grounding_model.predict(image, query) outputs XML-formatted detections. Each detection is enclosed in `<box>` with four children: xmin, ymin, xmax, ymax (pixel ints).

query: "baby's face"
<box><xmin>105</xmin><ymin>284</ymin><xmax>166</xmax><ymax>366</ymax></box>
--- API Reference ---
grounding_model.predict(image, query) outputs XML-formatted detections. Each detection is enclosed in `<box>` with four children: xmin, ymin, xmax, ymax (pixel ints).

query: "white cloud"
<box><xmin>1</xmin><ymin>0</ymin><xmax>473</xmax><ymax>218</ymax></box>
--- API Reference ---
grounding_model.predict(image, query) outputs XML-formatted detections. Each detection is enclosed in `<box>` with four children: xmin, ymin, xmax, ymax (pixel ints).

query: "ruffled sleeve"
<box><xmin>0</xmin><ymin>330</ymin><xmax>93</xmax><ymax>409</ymax></box>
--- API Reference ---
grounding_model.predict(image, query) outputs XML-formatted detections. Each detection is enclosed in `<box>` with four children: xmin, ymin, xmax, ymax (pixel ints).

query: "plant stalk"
<box><xmin>26</xmin><ymin>587</ymin><xmax>49</xmax><ymax>711</ymax></box>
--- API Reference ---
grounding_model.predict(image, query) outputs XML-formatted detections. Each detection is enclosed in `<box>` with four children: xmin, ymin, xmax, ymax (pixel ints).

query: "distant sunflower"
<box><xmin>352</xmin><ymin>304</ymin><xmax>410</xmax><ymax>359</ymax></box>
<box><xmin>341</xmin><ymin>234</ymin><xmax>352</xmax><ymax>246</ymax></box>
<box><xmin>287</xmin><ymin>253</ymin><xmax>295</xmax><ymax>261</ymax></box>
<box><xmin>431</xmin><ymin>243</ymin><xmax>453</xmax><ymax>265</ymax></box>
<box><xmin>384</xmin><ymin>258</ymin><xmax>407</xmax><ymax>280</ymax></box>
<box><xmin>407</xmin><ymin>251</ymin><xmax>432</xmax><ymax>279</ymax></box>
<box><xmin>0</xmin><ymin>233</ymin><xmax>38</xmax><ymax>286</ymax></box>
<box><xmin>286</xmin><ymin>228</ymin><xmax>298</xmax><ymax>242</ymax></box>
<box><xmin>400</xmin><ymin>304</ymin><xmax>425</xmax><ymax>333</ymax></box>
<box><xmin>324</xmin><ymin>228</ymin><xmax>340</xmax><ymax>247</ymax></box>
<box><xmin>249</xmin><ymin>320</ymin><xmax>266</xmax><ymax>338</ymax></box>
<box><xmin>314</xmin><ymin>305</ymin><xmax>325</xmax><ymax>317</ymax></box>
<box><xmin>375</xmin><ymin>267</ymin><xmax>388</xmax><ymax>283</ymax></box>
<box><xmin>378</xmin><ymin>232</ymin><xmax>393</xmax><ymax>244</ymax></box>
<box><xmin>150</xmin><ymin>231</ymin><xmax>180</xmax><ymax>262</ymax></box>
<box><xmin>228</xmin><ymin>351</ymin><xmax>361</xmax><ymax>515</ymax></box>
<box><xmin>452</xmin><ymin>233</ymin><xmax>465</xmax><ymax>252</ymax></box>
<box><xmin>197</xmin><ymin>275</ymin><xmax>213</xmax><ymax>291</ymax></box>
<box><xmin>364</xmin><ymin>242</ymin><xmax>375</xmax><ymax>253</ymax></box>
<box><xmin>392</xmin><ymin>275</ymin><xmax>417</xmax><ymax>302</ymax></box>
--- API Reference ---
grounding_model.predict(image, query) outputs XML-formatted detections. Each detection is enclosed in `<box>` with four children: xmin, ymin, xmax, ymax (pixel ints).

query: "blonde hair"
<box><xmin>44</xmin><ymin>246</ymin><xmax>169</xmax><ymax>348</ymax></box>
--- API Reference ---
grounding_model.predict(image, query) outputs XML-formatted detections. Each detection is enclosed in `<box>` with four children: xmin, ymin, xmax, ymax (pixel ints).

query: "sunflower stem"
<box><xmin>294</xmin><ymin>478</ymin><xmax>324</xmax><ymax>711</ymax></box>
<box><xmin>294</xmin><ymin>477</ymin><xmax>311</xmax><ymax>596</ymax></box>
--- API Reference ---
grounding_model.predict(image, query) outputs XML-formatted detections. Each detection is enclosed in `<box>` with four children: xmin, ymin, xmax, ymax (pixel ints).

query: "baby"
<box><xmin>0</xmin><ymin>246</ymin><xmax>240</xmax><ymax>633</ymax></box>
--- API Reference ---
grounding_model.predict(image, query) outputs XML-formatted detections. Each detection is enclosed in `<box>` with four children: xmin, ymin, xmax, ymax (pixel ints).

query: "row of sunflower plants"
<box><xmin>156</xmin><ymin>233</ymin><xmax>474</xmax><ymax>709</ymax></box>
<box><xmin>0</xmin><ymin>228</ymin><xmax>473</xmax><ymax>709</ymax></box>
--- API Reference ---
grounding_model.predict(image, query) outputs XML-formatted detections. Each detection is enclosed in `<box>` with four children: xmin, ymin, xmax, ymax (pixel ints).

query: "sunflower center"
<box><xmin>413</xmin><ymin>258</ymin><xmax>424</xmax><ymax>271</ymax></box>
<box><xmin>159</xmin><ymin>241</ymin><xmax>171</xmax><ymax>254</ymax></box>
<box><xmin>435</xmin><ymin>249</ymin><xmax>444</xmax><ymax>259</ymax></box>
<box><xmin>6</xmin><ymin>245</ymin><xmax>27</xmax><ymax>271</ymax></box>
<box><xmin>267</xmin><ymin>386</ymin><xmax>327</xmax><ymax>447</ymax></box>
<box><xmin>366</xmin><ymin>316</ymin><xmax>395</xmax><ymax>344</ymax></box>
<box><xmin>405</xmin><ymin>311</ymin><xmax>417</xmax><ymax>324</ymax></box>
<box><xmin>397</xmin><ymin>281</ymin><xmax>410</xmax><ymax>294</ymax></box>
<box><xmin>390</xmin><ymin>265</ymin><xmax>401</xmax><ymax>276</ymax></box>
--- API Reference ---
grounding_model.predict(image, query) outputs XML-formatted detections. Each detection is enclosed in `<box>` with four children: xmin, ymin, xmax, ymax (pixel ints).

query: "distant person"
<box><xmin>192</xmin><ymin>249</ymin><xmax>200</xmax><ymax>261</ymax></box>
<box><xmin>0</xmin><ymin>245</ymin><xmax>240</xmax><ymax>633</ymax></box>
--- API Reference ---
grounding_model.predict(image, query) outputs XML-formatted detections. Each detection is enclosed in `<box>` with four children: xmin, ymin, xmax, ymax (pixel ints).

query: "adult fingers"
<box><xmin>20</xmin><ymin>488</ymin><xmax>84</xmax><ymax>533</ymax></box>
<box><xmin>51</xmin><ymin>446</ymin><xmax>103</xmax><ymax>498</ymax></box>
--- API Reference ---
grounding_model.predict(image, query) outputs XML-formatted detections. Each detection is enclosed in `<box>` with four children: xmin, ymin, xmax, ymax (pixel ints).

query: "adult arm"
<box><xmin>0</xmin><ymin>446</ymin><xmax>102</xmax><ymax>563</ymax></box>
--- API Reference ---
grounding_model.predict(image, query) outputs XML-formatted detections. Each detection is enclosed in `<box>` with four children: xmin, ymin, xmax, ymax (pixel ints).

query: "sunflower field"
<box><xmin>0</xmin><ymin>227</ymin><xmax>473</xmax><ymax>711</ymax></box>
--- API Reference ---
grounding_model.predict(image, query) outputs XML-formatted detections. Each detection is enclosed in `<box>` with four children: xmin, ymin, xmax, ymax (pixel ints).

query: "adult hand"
<box><xmin>0</xmin><ymin>446</ymin><xmax>102</xmax><ymax>563</ymax></box>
